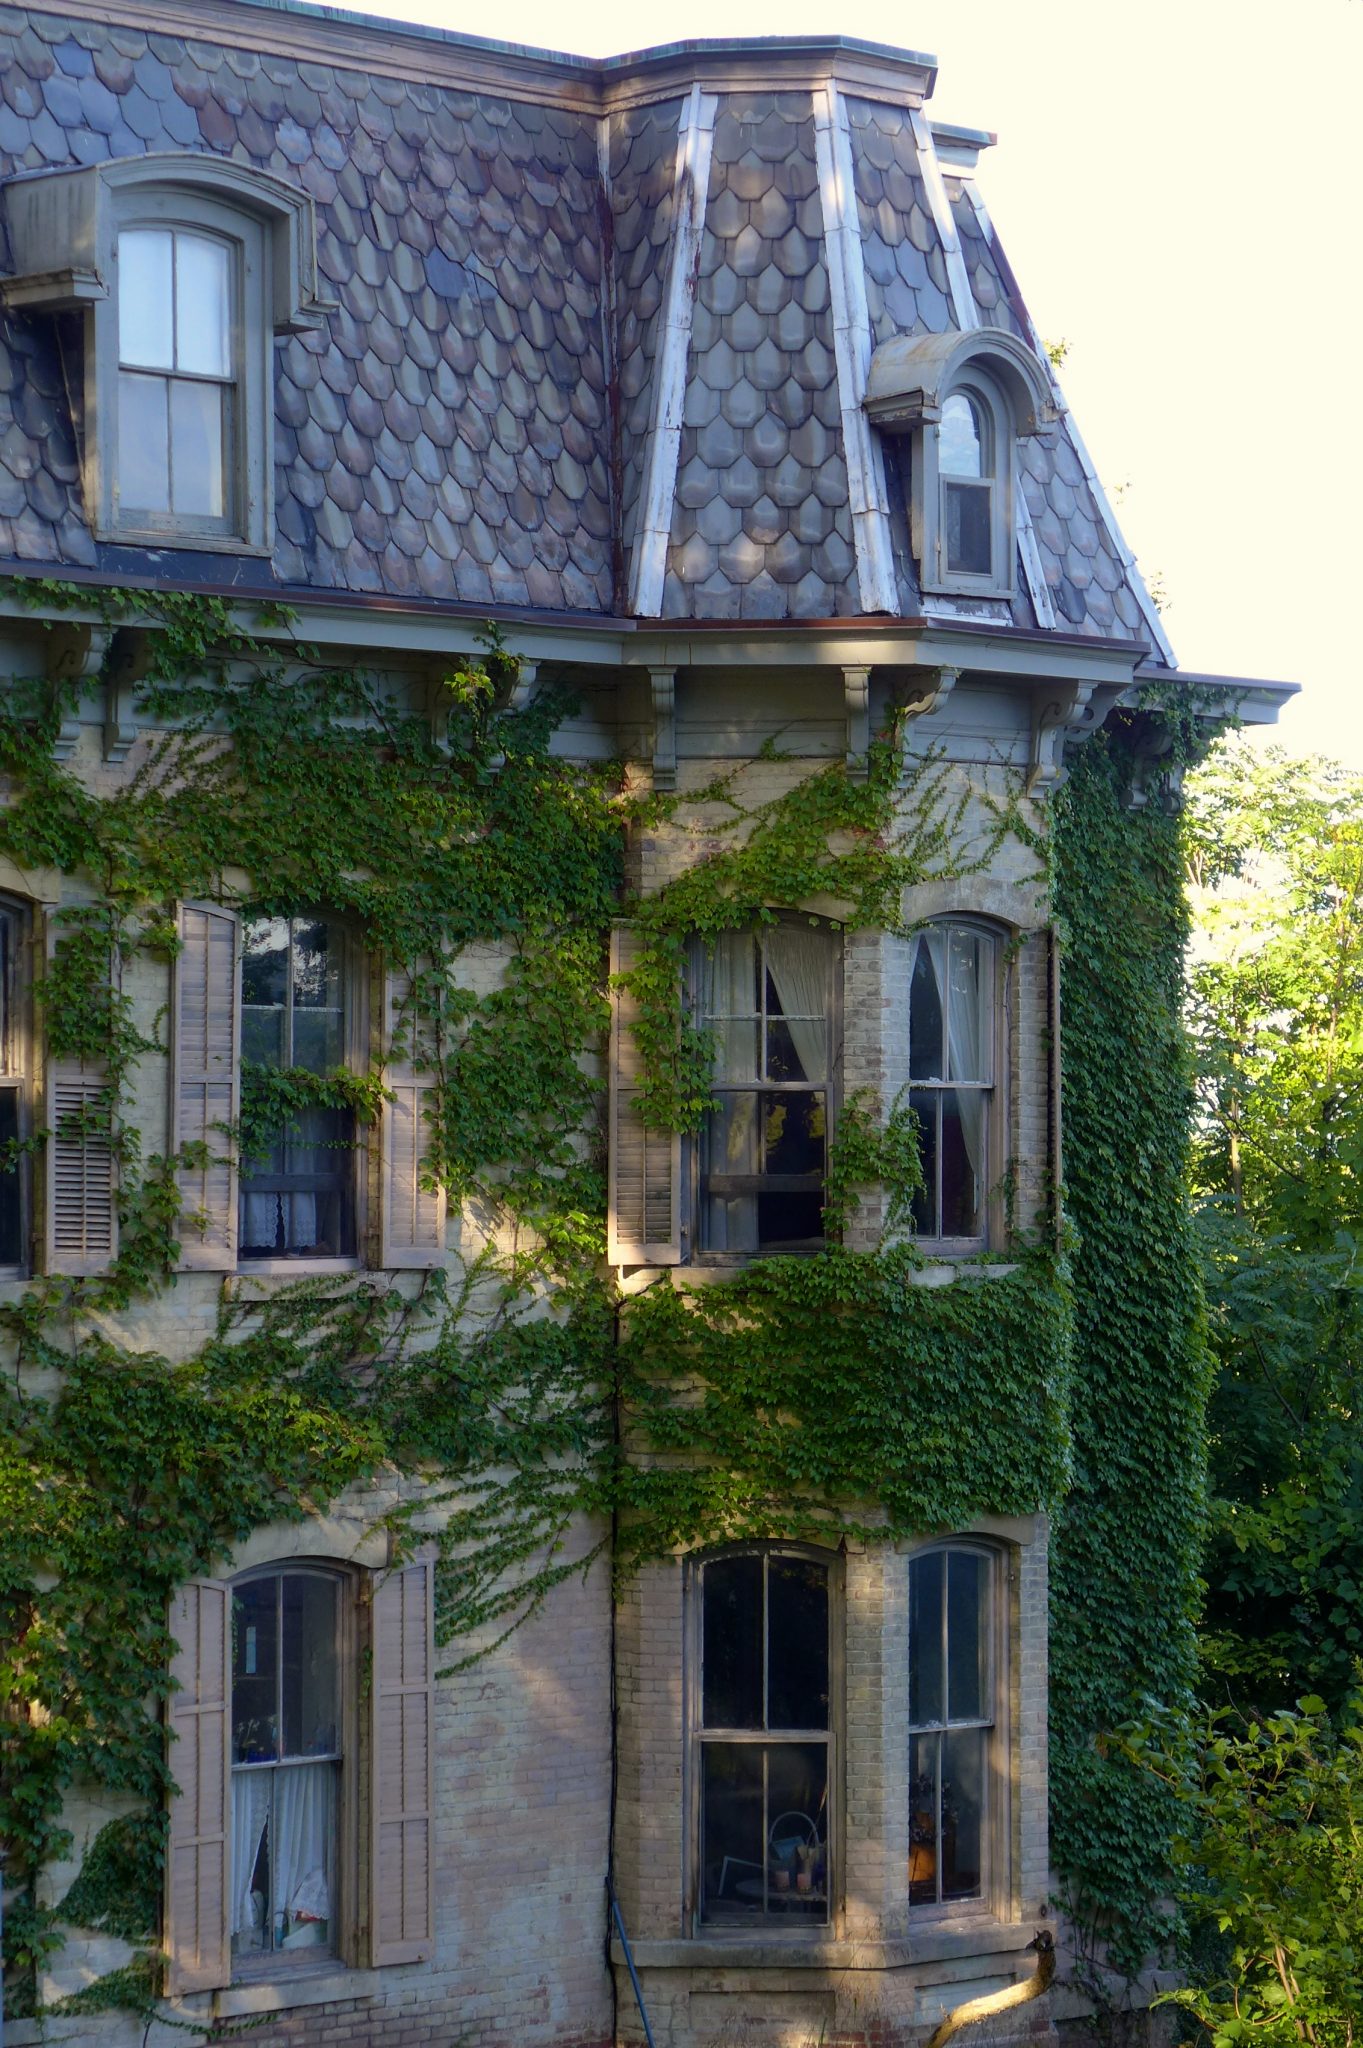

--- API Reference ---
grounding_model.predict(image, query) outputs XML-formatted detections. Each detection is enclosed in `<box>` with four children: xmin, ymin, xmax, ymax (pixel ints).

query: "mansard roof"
<box><xmin>0</xmin><ymin>0</ymin><xmax>1172</xmax><ymax>661</ymax></box>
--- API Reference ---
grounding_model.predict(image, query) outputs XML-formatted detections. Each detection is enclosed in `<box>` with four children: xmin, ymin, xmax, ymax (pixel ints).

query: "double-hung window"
<box><xmin>239</xmin><ymin>915</ymin><xmax>357</xmax><ymax>1263</ymax></box>
<box><xmin>907</xmin><ymin>921</ymin><xmax>996</xmax><ymax>1245</ymax></box>
<box><xmin>695</xmin><ymin>1548</ymin><xmax>834</xmax><ymax>1927</ymax></box>
<box><xmin>908</xmin><ymin>1545</ymin><xmax>996</xmax><ymax>1909</ymax></box>
<box><xmin>0</xmin><ymin>898</ymin><xmax>29</xmax><ymax>1274</ymax></box>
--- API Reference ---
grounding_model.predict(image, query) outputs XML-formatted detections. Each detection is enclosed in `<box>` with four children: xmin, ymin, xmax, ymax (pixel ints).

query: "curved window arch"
<box><xmin>908</xmin><ymin>1540</ymin><xmax>1001</xmax><ymax>1909</ymax></box>
<box><xmin>693</xmin><ymin>1544</ymin><xmax>836</xmax><ymax>1926</ymax></box>
<box><xmin>906</xmin><ymin>918</ymin><xmax>999</xmax><ymax>1245</ymax></box>
<box><xmin>229</xmin><ymin>1562</ymin><xmax>349</xmax><ymax>1962</ymax></box>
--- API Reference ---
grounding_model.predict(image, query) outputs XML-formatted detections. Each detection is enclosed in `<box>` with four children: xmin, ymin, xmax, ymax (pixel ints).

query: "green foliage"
<box><xmin>1121</xmin><ymin>1696</ymin><xmax>1363</xmax><ymax>2043</ymax></box>
<box><xmin>1049</xmin><ymin>716</ymin><xmax>1211</xmax><ymax>1977</ymax></box>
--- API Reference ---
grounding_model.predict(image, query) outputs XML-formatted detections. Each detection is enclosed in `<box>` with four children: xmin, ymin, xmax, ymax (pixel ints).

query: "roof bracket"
<box><xmin>650</xmin><ymin>667</ymin><xmax>677</xmax><ymax>791</ymax></box>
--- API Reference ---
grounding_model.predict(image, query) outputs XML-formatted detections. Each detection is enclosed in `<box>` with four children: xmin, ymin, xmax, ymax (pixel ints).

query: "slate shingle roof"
<box><xmin>0</xmin><ymin>1</ymin><xmax>1168</xmax><ymax>657</ymax></box>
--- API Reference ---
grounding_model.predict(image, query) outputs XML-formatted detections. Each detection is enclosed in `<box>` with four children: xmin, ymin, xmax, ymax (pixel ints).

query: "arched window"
<box><xmin>230</xmin><ymin>1565</ymin><xmax>345</xmax><ymax>1962</ymax></box>
<box><xmin>694</xmin><ymin>1547</ymin><xmax>835</xmax><ymax>1927</ymax></box>
<box><xmin>908</xmin><ymin>1543</ymin><xmax>999</xmax><ymax>1909</ymax></box>
<box><xmin>907</xmin><ymin>920</ymin><xmax>998</xmax><ymax>1245</ymax></box>
<box><xmin>938</xmin><ymin>388</ymin><xmax>994</xmax><ymax>579</ymax></box>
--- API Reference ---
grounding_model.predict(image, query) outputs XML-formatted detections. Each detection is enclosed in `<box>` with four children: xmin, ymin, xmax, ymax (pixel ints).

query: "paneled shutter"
<box><xmin>165</xmin><ymin>1580</ymin><xmax>231</xmax><ymax>1994</ymax></box>
<box><xmin>370</xmin><ymin>1553</ymin><xmax>436</xmax><ymax>1965</ymax></box>
<box><xmin>173</xmin><ymin>905</ymin><xmax>239</xmax><ymax>1271</ymax></box>
<box><xmin>607</xmin><ymin>924</ymin><xmax>682</xmax><ymax>1265</ymax></box>
<box><xmin>381</xmin><ymin>967</ymin><xmax>445</xmax><ymax>1266</ymax></box>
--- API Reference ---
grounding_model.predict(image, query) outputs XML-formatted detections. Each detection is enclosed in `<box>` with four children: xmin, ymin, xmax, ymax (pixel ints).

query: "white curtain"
<box><xmin>762</xmin><ymin>927</ymin><xmax>827</xmax><ymax>1082</ymax></box>
<box><xmin>272</xmin><ymin>1762</ymin><xmax>335</xmax><ymax>1945</ymax></box>
<box><xmin>230</xmin><ymin>1771</ymin><xmax>271</xmax><ymax>1940</ymax></box>
<box><xmin>944</xmin><ymin>929</ymin><xmax>986</xmax><ymax>1210</ymax></box>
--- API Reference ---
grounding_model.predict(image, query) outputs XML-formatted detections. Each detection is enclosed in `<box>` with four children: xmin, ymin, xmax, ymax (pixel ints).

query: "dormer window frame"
<box><xmin>1</xmin><ymin>153</ymin><xmax>328</xmax><ymax>557</ymax></box>
<box><xmin>861</xmin><ymin>327</ymin><xmax>1056</xmax><ymax>608</ymax></box>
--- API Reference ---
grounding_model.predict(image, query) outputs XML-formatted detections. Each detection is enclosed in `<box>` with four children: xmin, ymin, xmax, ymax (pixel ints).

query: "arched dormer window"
<box><xmin>862</xmin><ymin>328</ymin><xmax>1055</xmax><ymax>602</ymax></box>
<box><xmin>2</xmin><ymin>154</ymin><xmax>327</xmax><ymax>553</ymax></box>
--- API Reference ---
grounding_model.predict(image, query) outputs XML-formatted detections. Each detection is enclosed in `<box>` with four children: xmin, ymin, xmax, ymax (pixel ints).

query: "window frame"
<box><xmin>917</xmin><ymin>369</ymin><xmax>1016</xmax><ymax>600</ymax></box>
<box><xmin>236</xmin><ymin>912</ymin><xmax>368</xmax><ymax>1277</ymax></box>
<box><xmin>905</xmin><ymin>917</ymin><xmax>1005</xmax><ymax>1256</ymax></box>
<box><xmin>228</xmin><ymin>1561</ymin><xmax>359</xmax><ymax>1978</ymax></box>
<box><xmin>93</xmin><ymin>187</ymin><xmax>269</xmax><ymax>553</ymax></box>
<box><xmin>687</xmin><ymin>919</ymin><xmax>843</xmax><ymax>1264</ymax></box>
<box><xmin>0</xmin><ymin>894</ymin><xmax>32</xmax><ymax>1279</ymax></box>
<box><xmin>686</xmin><ymin>1543</ymin><xmax>843</xmax><ymax>1938</ymax></box>
<box><xmin>906</xmin><ymin>1539</ymin><xmax>1010</xmax><ymax>1923</ymax></box>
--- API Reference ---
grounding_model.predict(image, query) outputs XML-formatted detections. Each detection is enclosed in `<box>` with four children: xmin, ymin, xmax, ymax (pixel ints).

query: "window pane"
<box><xmin>938</xmin><ymin>393</ymin><xmax>982</xmax><ymax>478</ymax></box>
<box><xmin>714</xmin><ymin>1019</ymin><xmax>758</xmax><ymax>1084</ymax></box>
<box><xmin>705</xmin><ymin>931</ymin><xmax>759</xmax><ymax>1023</ymax></box>
<box><xmin>702</xmin><ymin>1554</ymin><xmax>762</xmax><ymax>1729</ymax></box>
<box><xmin>291</xmin><ymin>1007</ymin><xmax>344</xmax><ymax>1073</ymax></box>
<box><xmin>270</xmin><ymin>1760</ymin><xmax>337</xmax><ymax>1951</ymax></box>
<box><xmin>909</xmin><ymin>1550</ymin><xmax>944</xmax><ymax>1726</ymax></box>
<box><xmin>909</xmin><ymin>1088</ymin><xmax>938</xmax><ymax>1238</ymax></box>
<box><xmin>232</xmin><ymin>1772</ymin><xmax>272</xmax><ymax>1953</ymax></box>
<box><xmin>117</xmin><ymin>373</ymin><xmax>170</xmax><ymax>513</ymax></box>
<box><xmin>0</xmin><ymin>1087</ymin><xmax>21</xmax><ymax>1267</ymax></box>
<box><xmin>766</xmin><ymin>1556</ymin><xmax>828</xmax><ymax>1731</ymax></box>
<box><xmin>767</xmin><ymin>1741</ymin><xmax>828</xmax><ymax>1918</ymax></box>
<box><xmin>946</xmin><ymin>929</ymin><xmax>991</xmax><ymax>1083</ymax></box>
<box><xmin>242</xmin><ymin>918</ymin><xmax>289</xmax><ymax>1013</ymax></box>
<box><xmin>708</xmin><ymin>1091</ymin><xmax>759</xmax><ymax>1178</ymax></box>
<box><xmin>765</xmin><ymin>1016</ymin><xmax>827</xmax><ymax>1084</ymax></box>
<box><xmin>175</xmin><ymin>233</ymin><xmax>230</xmax><ymax>377</ymax></box>
<box><xmin>281</xmin><ymin>1574</ymin><xmax>340</xmax><ymax>1759</ymax></box>
<box><xmin>940</xmin><ymin>1090</ymin><xmax>983</xmax><ymax>1238</ymax></box>
<box><xmin>941</xmin><ymin>1726</ymin><xmax>985</xmax><ymax>1900</ymax></box>
<box><xmin>756</xmin><ymin>1190</ymin><xmax>824</xmax><ymax>1249</ymax></box>
<box><xmin>908</xmin><ymin>935</ymin><xmax>946</xmax><ymax>1080</ymax></box>
<box><xmin>762</xmin><ymin>1091</ymin><xmax>824</xmax><ymax>1178</ymax></box>
<box><xmin>232</xmin><ymin>1577</ymin><xmax>279</xmax><ymax>1764</ymax></box>
<box><xmin>700</xmin><ymin>1742</ymin><xmax>764</xmax><ymax>1922</ymax></box>
<box><xmin>0</xmin><ymin>913</ymin><xmax>13</xmax><ymax>1074</ymax></box>
<box><xmin>946</xmin><ymin>1551</ymin><xmax>987</xmax><ymax>1722</ymax></box>
<box><xmin>945</xmin><ymin>480</ymin><xmax>992</xmax><ymax>576</ymax></box>
<box><xmin>909</xmin><ymin>1730</ymin><xmax>940</xmax><ymax>1904</ymax></box>
<box><xmin>118</xmin><ymin>229</ymin><xmax>173</xmax><ymax>368</ymax></box>
<box><xmin>292</xmin><ymin>921</ymin><xmax>341</xmax><ymax>1011</ymax></box>
<box><xmin>762</xmin><ymin>928</ymin><xmax>827</xmax><ymax>1085</ymax></box>
<box><xmin>169</xmin><ymin>379</ymin><xmax>225</xmax><ymax>519</ymax></box>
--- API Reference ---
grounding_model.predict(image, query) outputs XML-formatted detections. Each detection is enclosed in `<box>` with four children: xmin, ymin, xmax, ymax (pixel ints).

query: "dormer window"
<box><xmin>862</xmin><ymin>328</ymin><xmax>1055</xmax><ymax>603</ymax></box>
<box><xmin>1</xmin><ymin>153</ymin><xmax>328</xmax><ymax>556</ymax></box>
<box><xmin>115</xmin><ymin>214</ymin><xmax>250</xmax><ymax>539</ymax></box>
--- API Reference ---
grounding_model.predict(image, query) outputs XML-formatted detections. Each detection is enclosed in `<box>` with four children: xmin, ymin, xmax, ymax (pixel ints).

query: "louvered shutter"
<box><xmin>607</xmin><ymin>924</ymin><xmax>682</xmax><ymax>1266</ymax></box>
<box><xmin>370</xmin><ymin>1553</ymin><xmax>435</xmax><ymax>1965</ymax></box>
<box><xmin>44</xmin><ymin>910</ymin><xmax>115</xmax><ymax>1275</ymax></box>
<box><xmin>381</xmin><ymin>966</ymin><xmax>445</xmax><ymax>1267</ymax></box>
<box><xmin>165</xmin><ymin>1579</ymin><xmax>231</xmax><ymax>1994</ymax></box>
<box><xmin>173</xmin><ymin>905</ymin><xmax>239</xmax><ymax>1271</ymax></box>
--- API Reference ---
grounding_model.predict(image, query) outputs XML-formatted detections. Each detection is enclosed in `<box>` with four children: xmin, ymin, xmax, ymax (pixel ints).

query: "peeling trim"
<box><xmin>626</xmin><ymin>83</ymin><xmax>718</xmax><ymax>618</ymax></box>
<box><xmin>962</xmin><ymin>182</ymin><xmax>1177</xmax><ymax>667</ymax></box>
<box><xmin>911</xmin><ymin>122</ymin><xmax>1057</xmax><ymax>632</ymax></box>
<box><xmin>814</xmin><ymin>82</ymin><xmax>899</xmax><ymax>616</ymax></box>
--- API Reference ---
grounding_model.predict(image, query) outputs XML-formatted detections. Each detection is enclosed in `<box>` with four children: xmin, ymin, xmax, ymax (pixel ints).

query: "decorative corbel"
<box><xmin>102</xmin><ymin>627</ymin><xmax>150</xmax><ymax>763</ymax></box>
<box><xmin>895</xmin><ymin>664</ymin><xmax>959</xmax><ymax>723</ymax></box>
<box><xmin>1124</xmin><ymin>723</ymin><xmax>1184</xmax><ymax>814</ymax></box>
<box><xmin>44</xmin><ymin>622</ymin><xmax>112</xmax><ymax>760</ymax></box>
<box><xmin>1028</xmin><ymin>681</ymin><xmax>1095</xmax><ymax>798</ymax></box>
<box><xmin>843</xmin><ymin>666</ymin><xmax>872</xmax><ymax>781</ymax></box>
<box><xmin>498</xmin><ymin>658</ymin><xmax>538</xmax><ymax>717</ymax></box>
<box><xmin>649</xmin><ymin>667</ymin><xmax>677</xmax><ymax>791</ymax></box>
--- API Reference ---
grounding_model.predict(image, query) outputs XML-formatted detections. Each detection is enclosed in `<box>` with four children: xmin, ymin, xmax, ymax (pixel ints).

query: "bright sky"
<box><xmin>326</xmin><ymin>0</ymin><xmax>1361</xmax><ymax>766</ymax></box>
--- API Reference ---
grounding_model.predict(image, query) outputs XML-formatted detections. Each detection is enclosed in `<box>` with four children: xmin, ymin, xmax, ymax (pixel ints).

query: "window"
<box><xmin>695</xmin><ymin>1548</ymin><xmax>834</xmax><ymax>1927</ymax></box>
<box><xmin>165</xmin><ymin>1554</ymin><xmax>435</xmax><ymax>1994</ymax></box>
<box><xmin>230</xmin><ymin>1567</ymin><xmax>344</xmax><ymax>1963</ymax></box>
<box><xmin>908</xmin><ymin>1546</ymin><xmax>996</xmax><ymax>1909</ymax></box>
<box><xmin>116</xmin><ymin>222</ymin><xmax>240</xmax><ymax>538</ymax></box>
<box><xmin>907</xmin><ymin>921</ymin><xmax>996</xmax><ymax>1245</ymax></box>
<box><xmin>0</xmin><ymin>899</ymin><xmax>29</xmax><ymax>1273</ymax></box>
<box><xmin>861</xmin><ymin>328</ymin><xmax>1054</xmax><ymax>602</ymax></box>
<box><xmin>1</xmin><ymin>156</ymin><xmax>329</xmax><ymax>555</ymax></box>
<box><xmin>698</xmin><ymin>924</ymin><xmax>838</xmax><ymax>1256</ymax></box>
<box><xmin>239</xmin><ymin>915</ymin><xmax>357</xmax><ymax>1262</ymax></box>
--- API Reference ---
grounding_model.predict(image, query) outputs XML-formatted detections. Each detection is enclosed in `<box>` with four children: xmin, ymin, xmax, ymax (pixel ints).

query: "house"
<box><xmin>0</xmin><ymin>3</ymin><xmax>1294</xmax><ymax>2047</ymax></box>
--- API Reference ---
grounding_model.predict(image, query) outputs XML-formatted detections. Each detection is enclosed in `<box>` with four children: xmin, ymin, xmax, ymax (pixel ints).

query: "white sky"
<box><xmin>326</xmin><ymin>0</ymin><xmax>1361</xmax><ymax>765</ymax></box>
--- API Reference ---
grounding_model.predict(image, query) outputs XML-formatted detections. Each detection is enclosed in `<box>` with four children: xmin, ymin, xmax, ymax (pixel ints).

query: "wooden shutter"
<box><xmin>608</xmin><ymin>924</ymin><xmax>682</xmax><ymax>1265</ymax></box>
<box><xmin>370</xmin><ymin>1553</ymin><xmax>436</xmax><ymax>1965</ymax></box>
<box><xmin>172</xmin><ymin>905</ymin><xmax>239</xmax><ymax>1271</ymax></box>
<box><xmin>381</xmin><ymin>967</ymin><xmax>445</xmax><ymax>1266</ymax></box>
<box><xmin>165</xmin><ymin>1579</ymin><xmax>231</xmax><ymax>1994</ymax></box>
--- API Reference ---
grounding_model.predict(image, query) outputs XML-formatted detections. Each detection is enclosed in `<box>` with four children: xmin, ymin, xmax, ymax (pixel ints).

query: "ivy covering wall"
<box><xmin>0</xmin><ymin>586</ymin><xmax>1205</xmax><ymax>2021</ymax></box>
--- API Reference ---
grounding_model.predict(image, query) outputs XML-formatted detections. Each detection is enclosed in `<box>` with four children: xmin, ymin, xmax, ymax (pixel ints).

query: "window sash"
<box><xmin>908</xmin><ymin>1548</ymin><xmax>996</xmax><ymax>1910</ymax></box>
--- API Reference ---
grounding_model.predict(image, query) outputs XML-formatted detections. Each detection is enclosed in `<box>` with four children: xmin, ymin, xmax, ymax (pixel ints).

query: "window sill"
<box><xmin>236</xmin><ymin>1257</ymin><xmax>364</xmax><ymax>1278</ymax></box>
<box><xmin>212</xmin><ymin>1963</ymin><xmax>381</xmax><ymax>2018</ymax></box>
<box><xmin>614</xmin><ymin>1920</ymin><xmax>1040</xmax><ymax>1972</ymax></box>
<box><xmin>93</xmin><ymin>524</ymin><xmax>273</xmax><ymax>558</ymax></box>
